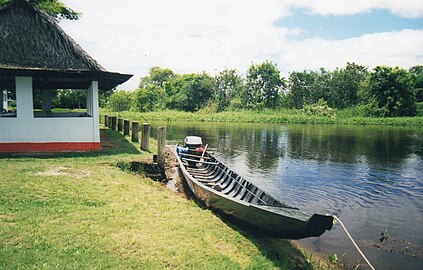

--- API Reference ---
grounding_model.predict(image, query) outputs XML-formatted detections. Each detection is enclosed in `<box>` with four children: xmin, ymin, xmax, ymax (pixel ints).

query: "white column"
<box><xmin>3</xmin><ymin>90</ymin><xmax>7</xmax><ymax>110</ymax></box>
<box><xmin>89</xmin><ymin>81</ymin><xmax>100</xmax><ymax>142</ymax></box>
<box><xmin>86</xmin><ymin>87</ymin><xmax>93</xmax><ymax>116</ymax></box>
<box><xmin>15</xmin><ymin>77</ymin><xmax>33</xmax><ymax>120</ymax></box>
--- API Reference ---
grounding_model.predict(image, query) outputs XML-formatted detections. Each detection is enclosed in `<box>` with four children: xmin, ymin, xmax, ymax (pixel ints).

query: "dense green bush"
<box><xmin>197</xmin><ymin>101</ymin><xmax>219</xmax><ymax>114</ymax></box>
<box><xmin>366</xmin><ymin>66</ymin><xmax>416</xmax><ymax>117</ymax></box>
<box><xmin>227</xmin><ymin>98</ymin><xmax>243</xmax><ymax>111</ymax></box>
<box><xmin>301</xmin><ymin>99</ymin><xmax>335</xmax><ymax>118</ymax></box>
<box><xmin>361</xmin><ymin>102</ymin><xmax>389</xmax><ymax>117</ymax></box>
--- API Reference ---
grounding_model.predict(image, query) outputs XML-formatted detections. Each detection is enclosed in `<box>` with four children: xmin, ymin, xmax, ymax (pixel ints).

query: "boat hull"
<box><xmin>175</xmin><ymin>148</ymin><xmax>333</xmax><ymax>239</ymax></box>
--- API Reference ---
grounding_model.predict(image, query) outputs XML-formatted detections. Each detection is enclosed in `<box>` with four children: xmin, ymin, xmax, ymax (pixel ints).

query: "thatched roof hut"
<box><xmin>0</xmin><ymin>0</ymin><xmax>132</xmax><ymax>152</ymax></box>
<box><xmin>0</xmin><ymin>0</ymin><xmax>132</xmax><ymax>90</ymax></box>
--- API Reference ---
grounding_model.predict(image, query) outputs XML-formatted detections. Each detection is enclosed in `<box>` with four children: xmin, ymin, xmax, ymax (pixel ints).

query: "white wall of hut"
<box><xmin>0</xmin><ymin>77</ymin><xmax>100</xmax><ymax>144</ymax></box>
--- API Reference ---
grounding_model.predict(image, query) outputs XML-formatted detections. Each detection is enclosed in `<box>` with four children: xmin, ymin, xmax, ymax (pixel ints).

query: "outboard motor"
<box><xmin>177</xmin><ymin>136</ymin><xmax>203</xmax><ymax>157</ymax></box>
<box><xmin>184</xmin><ymin>136</ymin><xmax>203</xmax><ymax>150</ymax></box>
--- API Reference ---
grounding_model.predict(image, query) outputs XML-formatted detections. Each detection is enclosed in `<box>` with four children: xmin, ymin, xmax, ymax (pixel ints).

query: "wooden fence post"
<box><xmin>108</xmin><ymin>116</ymin><xmax>112</xmax><ymax>128</ymax></box>
<box><xmin>141</xmin><ymin>123</ymin><xmax>150</xmax><ymax>151</ymax></box>
<box><xmin>118</xmin><ymin>119</ymin><xmax>123</xmax><ymax>132</ymax></box>
<box><xmin>110</xmin><ymin>116</ymin><xmax>117</xmax><ymax>131</ymax></box>
<box><xmin>132</xmin><ymin>121</ymin><xmax>139</xmax><ymax>142</ymax></box>
<box><xmin>157</xmin><ymin>126</ymin><xmax>166</xmax><ymax>169</ymax></box>
<box><xmin>104</xmin><ymin>115</ymin><xmax>109</xmax><ymax>127</ymax></box>
<box><xmin>123</xmin><ymin>120</ymin><xmax>130</xmax><ymax>136</ymax></box>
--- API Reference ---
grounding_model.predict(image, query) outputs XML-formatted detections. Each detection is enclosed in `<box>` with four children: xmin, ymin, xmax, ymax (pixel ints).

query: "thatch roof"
<box><xmin>0</xmin><ymin>0</ymin><xmax>132</xmax><ymax>90</ymax></box>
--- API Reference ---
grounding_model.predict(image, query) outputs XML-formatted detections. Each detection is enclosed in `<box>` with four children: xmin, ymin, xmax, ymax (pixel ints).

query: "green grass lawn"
<box><xmin>0</xmin><ymin>129</ymin><xmax>336</xmax><ymax>270</ymax></box>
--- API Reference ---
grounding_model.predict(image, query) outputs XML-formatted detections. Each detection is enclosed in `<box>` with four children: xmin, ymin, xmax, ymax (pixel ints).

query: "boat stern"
<box><xmin>305</xmin><ymin>214</ymin><xmax>334</xmax><ymax>237</ymax></box>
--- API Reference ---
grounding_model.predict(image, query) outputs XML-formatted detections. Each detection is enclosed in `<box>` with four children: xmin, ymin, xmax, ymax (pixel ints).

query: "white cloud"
<box><xmin>279</xmin><ymin>29</ymin><xmax>423</xmax><ymax>74</ymax></box>
<box><xmin>289</xmin><ymin>0</ymin><xmax>423</xmax><ymax>18</ymax></box>
<box><xmin>59</xmin><ymin>0</ymin><xmax>423</xmax><ymax>90</ymax></box>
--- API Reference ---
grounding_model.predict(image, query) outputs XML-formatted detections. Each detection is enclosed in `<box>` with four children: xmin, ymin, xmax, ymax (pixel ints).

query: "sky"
<box><xmin>60</xmin><ymin>0</ymin><xmax>423</xmax><ymax>90</ymax></box>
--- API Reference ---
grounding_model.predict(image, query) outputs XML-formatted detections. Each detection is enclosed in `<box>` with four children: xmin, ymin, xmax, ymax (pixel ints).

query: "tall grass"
<box><xmin>103</xmin><ymin>109</ymin><xmax>423</xmax><ymax>126</ymax></box>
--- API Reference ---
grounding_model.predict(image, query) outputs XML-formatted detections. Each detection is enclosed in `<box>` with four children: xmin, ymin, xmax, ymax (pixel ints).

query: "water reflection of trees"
<box><xmin>244</xmin><ymin>129</ymin><xmax>283</xmax><ymax>171</ymax></box>
<box><xmin>214</xmin><ymin>124</ymin><xmax>420</xmax><ymax>171</ymax></box>
<box><xmin>210</xmin><ymin>125</ymin><xmax>285</xmax><ymax>171</ymax></box>
<box><xmin>286</xmin><ymin>125</ymin><xmax>419</xmax><ymax>165</ymax></box>
<box><xmin>163</xmin><ymin>121</ymin><xmax>421</xmax><ymax>170</ymax></box>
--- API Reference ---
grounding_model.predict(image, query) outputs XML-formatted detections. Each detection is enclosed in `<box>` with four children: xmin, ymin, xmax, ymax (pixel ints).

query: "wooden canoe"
<box><xmin>175</xmin><ymin>148</ymin><xmax>334</xmax><ymax>239</ymax></box>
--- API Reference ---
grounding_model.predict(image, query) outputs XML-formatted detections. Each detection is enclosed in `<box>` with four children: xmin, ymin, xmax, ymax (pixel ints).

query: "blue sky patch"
<box><xmin>276</xmin><ymin>9</ymin><xmax>423</xmax><ymax>40</ymax></box>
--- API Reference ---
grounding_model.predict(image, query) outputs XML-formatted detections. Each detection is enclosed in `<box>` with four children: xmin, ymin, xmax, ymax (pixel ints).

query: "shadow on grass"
<box><xmin>0</xmin><ymin>128</ymin><xmax>140</xmax><ymax>159</ymax></box>
<box><xmin>218</xmin><ymin>215</ymin><xmax>313</xmax><ymax>270</ymax></box>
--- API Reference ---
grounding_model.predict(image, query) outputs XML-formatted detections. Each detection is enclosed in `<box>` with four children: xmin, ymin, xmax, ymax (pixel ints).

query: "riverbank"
<box><xmin>0</xmin><ymin>128</ymin><xmax>338</xmax><ymax>270</ymax></box>
<box><xmin>103</xmin><ymin>110</ymin><xmax>423</xmax><ymax>127</ymax></box>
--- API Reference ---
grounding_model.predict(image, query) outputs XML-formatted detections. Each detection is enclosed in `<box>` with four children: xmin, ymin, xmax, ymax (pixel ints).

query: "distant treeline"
<box><xmin>109</xmin><ymin>62</ymin><xmax>423</xmax><ymax>117</ymax></box>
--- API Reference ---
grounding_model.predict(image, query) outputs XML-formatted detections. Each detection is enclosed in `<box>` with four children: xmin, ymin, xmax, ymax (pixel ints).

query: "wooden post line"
<box><xmin>107</xmin><ymin>116</ymin><xmax>112</xmax><ymax>129</ymax></box>
<box><xmin>123</xmin><ymin>120</ymin><xmax>130</xmax><ymax>136</ymax></box>
<box><xmin>132</xmin><ymin>121</ymin><xmax>139</xmax><ymax>142</ymax></box>
<box><xmin>118</xmin><ymin>118</ymin><xmax>123</xmax><ymax>132</ymax></box>
<box><xmin>141</xmin><ymin>123</ymin><xmax>150</xmax><ymax>151</ymax></box>
<box><xmin>157</xmin><ymin>126</ymin><xmax>166</xmax><ymax>169</ymax></box>
<box><xmin>110</xmin><ymin>116</ymin><xmax>117</xmax><ymax>131</ymax></box>
<box><xmin>104</xmin><ymin>115</ymin><xmax>109</xmax><ymax>127</ymax></box>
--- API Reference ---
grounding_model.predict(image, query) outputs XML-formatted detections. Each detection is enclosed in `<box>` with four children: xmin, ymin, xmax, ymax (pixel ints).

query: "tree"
<box><xmin>164</xmin><ymin>73</ymin><xmax>214</xmax><ymax>112</ymax></box>
<box><xmin>328</xmin><ymin>63</ymin><xmax>368</xmax><ymax>109</ymax></box>
<box><xmin>57</xmin><ymin>89</ymin><xmax>85</xmax><ymax>109</ymax></box>
<box><xmin>311</xmin><ymin>68</ymin><xmax>331</xmax><ymax>104</ymax></box>
<box><xmin>132</xmin><ymin>85</ymin><xmax>165</xmax><ymax>112</ymax></box>
<box><xmin>244</xmin><ymin>61</ymin><xmax>284</xmax><ymax>109</ymax></box>
<box><xmin>214</xmin><ymin>69</ymin><xmax>243</xmax><ymax>111</ymax></box>
<box><xmin>286</xmin><ymin>70</ymin><xmax>317</xmax><ymax>109</ymax></box>
<box><xmin>367</xmin><ymin>66</ymin><xmax>416</xmax><ymax>117</ymax></box>
<box><xmin>0</xmin><ymin>0</ymin><xmax>80</xmax><ymax>20</ymax></box>
<box><xmin>286</xmin><ymin>64</ymin><xmax>368</xmax><ymax>110</ymax></box>
<box><xmin>302</xmin><ymin>98</ymin><xmax>335</xmax><ymax>118</ymax></box>
<box><xmin>285</xmin><ymin>68</ymin><xmax>329</xmax><ymax>108</ymax></box>
<box><xmin>139</xmin><ymin>67</ymin><xmax>177</xmax><ymax>88</ymax></box>
<box><xmin>98</xmin><ymin>89</ymin><xmax>115</xmax><ymax>108</ymax></box>
<box><xmin>32</xmin><ymin>89</ymin><xmax>59</xmax><ymax>109</ymax></box>
<box><xmin>409</xmin><ymin>65</ymin><xmax>423</xmax><ymax>103</ymax></box>
<box><xmin>108</xmin><ymin>90</ymin><xmax>133</xmax><ymax>112</ymax></box>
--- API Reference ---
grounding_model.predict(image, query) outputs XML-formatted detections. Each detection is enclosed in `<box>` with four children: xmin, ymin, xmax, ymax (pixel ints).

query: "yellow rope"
<box><xmin>333</xmin><ymin>215</ymin><xmax>376</xmax><ymax>270</ymax></box>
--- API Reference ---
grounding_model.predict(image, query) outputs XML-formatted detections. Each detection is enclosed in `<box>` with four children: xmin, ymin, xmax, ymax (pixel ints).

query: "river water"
<box><xmin>152</xmin><ymin>121</ymin><xmax>423</xmax><ymax>269</ymax></box>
